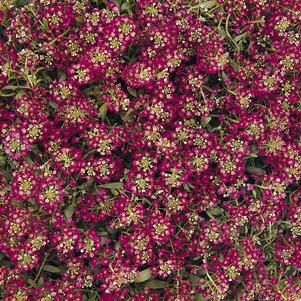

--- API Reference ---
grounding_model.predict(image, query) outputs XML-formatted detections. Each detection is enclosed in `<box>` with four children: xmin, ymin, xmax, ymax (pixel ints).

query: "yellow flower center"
<box><xmin>20</xmin><ymin>179</ymin><xmax>32</xmax><ymax>192</ymax></box>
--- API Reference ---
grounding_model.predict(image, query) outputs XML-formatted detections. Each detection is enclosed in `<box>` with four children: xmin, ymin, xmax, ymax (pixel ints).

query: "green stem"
<box><xmin>225</xmin><ymin>14</ymin><xmax>239</xmax><ymax>51</ymax></box>
<box><xmin>206</xmin><ymin>270</ymin><xmax>221</xmax><ymax>293</ymax></box>
<box><xmin>34</xmin><ymin>253</ymin><xmax>49</xmax><ymax>283</ymax></box>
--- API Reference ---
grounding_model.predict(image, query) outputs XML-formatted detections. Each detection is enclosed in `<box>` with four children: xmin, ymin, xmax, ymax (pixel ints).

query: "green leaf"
<box><xmin>121</xmin><ymin>2</ymin><xmax>133</xmax><ymax>15</ymax></box>
<box><xmin>27</xmin><ymin>278</ymin><xmax>38</xmax><ymax>288</ymax></box>
<box><xmin>75</xmin><ymin>15</ymin><xmax>84</xmax><ymax>23</ymax></box>
<box><xmin>28</xmin><ymin>199</ymin><xmax>37</xmax><ymax>207</ymax></box>
<box><xmin>25</xmin><ymin>156</ymin><xmax>34</xmax><ymax>166</ymax></box>
<box><xmin>113</xmin><ymin>0</ymin><xmax>123</xmax><ymax>5</ymax></box>
<box><xmin>114</xmin><ymin>241</ymin><xmax>121</xmax><ymax>250</ymax></box>
<box><xmin>1</xmin><ymin>85</ymin><xmax>18</xmax><ymax>91</ymax></box>
<box><xmin>49</xmin><ymin>101</ymin><xmax>58</xmax><ymax>109</ymax></box>
<box><xmin>206</xmin><ymin>208</ymin><xmax>224</xmax><ymax>216</ymax></box>
<box><xmin>0</xmin><ymin>155</ymin><xmax>6</xmax><ymax>166</ymax></box>
<box><xmin>98</xmin><ymin>102</ymin><xmax>108</xmax><ymax>120</ymax></box>
<box><xmin>97</xmin><ymin>231</ymin><xmax>108</xmax><ymax>237</ymax></box>
<box><xmin>190</xmin><ymin>0</ymin><xmax>217</xmax><ymax>10</ymax></box>
<box><xmin>120</xmin><ymin>108</ymin><xmax>134</xmax><ymax>122</ymax></box>
<box><xmin>41</xmin><ymin>18</ymin><xmax>49</xmax><ymax>30</ymax></box>
<box><xmin>201</xmin><ymin>117</ymin><xmax>211</xmax><ymax>128</ymax></box>
<box><xmin>15</xmin><ymin>0</ymin><xmax>31</xmax><ymax>7</ymax></box>
<box><xmin>64</xmin><ymin>200</ymin><xmax>76</xmax><ymax>219</ymax></box>
<box><xmin>200</xmin><ymin>0</ymin><xmax>217</xmax><ymax>8</ymax></box>
<box><xmin>0</xmin><ymin>253</ymin><xmax>5</xmax><ymax>261</ymax></box>
<box><xmin>183</xmin><ymin>183</ymin><xmax>191</xmax><ymax>191</ymax></box>
<box><xmin>127</xmin><ymin>87</ymin><xmax>137</xmax><ymax>97</ymax></box>
<box><xmin>0</xmin><ymin>10</ymin><xmax>7</xmax><ymax>26</ymax></box>
<box><xmin>0</xmin><ymin>92</ymin><xmax>15</xmax><ymax>97</ymax></box>
<box><xmin>134</xmin><ymin>268</ymin><xmax>152</xmax><ymax>283</ymax></box>
<box><xmin>189</xmin><ymin>273</ymin><xmax>201</xmax><ymax>284</ymax></box>
<box><xmin>58</xmin><ymin>71</ymin><xmax>67</xmax><ymax>81</ymax></box>
<box><xmin>3</xmin><ymin>170</ymin><xmax>12</xmax><ymax>182</ymax></box>
<box><xmin>246</xmin><ymin>166</ymin><xmax>265</xmax><ymax>175</ymax></box>
<box><xmin>37</xmin><ymin>276</ymin><xmax>44</xmax><ymax>287</ymax></box>
<box><xmin>221</xmin><ymin>71</ymin><xmax>228</xmax><ymax>81</ymax></box>
<box><xmin>244</xmin><ymin>153</ymin><xmax>258</xmax><ymax>159</ymax></box>
<box><xmin>194</xmin><ymin>294</ymin><xmax>209</xmax><ymax>301</ymax></box>
<box><xmin>252</xmin><ymin>189</ymin><xmax>257</xmax><ymax>198</ymax></box>
<box><xmin>15</xmin><ymin>91</ymin><xmax>25</xmax><ymax>99</ymax></box>
<box><xmin>87</xmin><ymin>290</ymin><xmax>98</xmax><ymax>301</ymax></box>
<box><xmin>144</xmin><ymin>279</ymin><xmax>167</xmax><ymax>289</ymax></box>
<box><xmin>42</xmin><ymin>265</ymin><xmax>65</xmax><ymax>273</ymax></box>
<box><xmin>99</xmin><ymin>182</ymin><xmax>123</xmax><ymax>189</ymax></box>
<box><xmin>84</xmin><ymin>179</ymin><xmax>95</xmax><ymax>189</ymax></box>
<box><xmin>110</xmin><ymin>189</ymin><xmax>119</xmax><ymax>196</ymax></box>
<box><xmin>234</xmin><ymin>32</ymin><xmax>248</xmax><ymax>42</ymax></box>
<box><xmin>31</xmin><ymin>143</ymin><xmax>40</xmax><ymax>155</ymax></box>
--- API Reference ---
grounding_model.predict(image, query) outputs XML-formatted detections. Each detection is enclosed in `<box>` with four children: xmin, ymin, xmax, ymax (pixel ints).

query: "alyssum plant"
<box><xmin>0</xmin><ymin>0</ymin><xmax>300</xmax><ymax>300</ymax></box>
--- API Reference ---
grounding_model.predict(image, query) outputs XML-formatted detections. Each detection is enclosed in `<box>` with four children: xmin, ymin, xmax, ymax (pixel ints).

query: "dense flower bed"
<box><xmin>0</xmin><ymin>0</ymin><xmax>301</xmax><ymax>300</ymax></box>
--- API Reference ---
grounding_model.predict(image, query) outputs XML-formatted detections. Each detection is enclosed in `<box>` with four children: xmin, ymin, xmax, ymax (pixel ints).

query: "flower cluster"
<box><xmin>0</xmin><ymin>0</ymin><xmax>301</xmax><ymax>300</ymax></box>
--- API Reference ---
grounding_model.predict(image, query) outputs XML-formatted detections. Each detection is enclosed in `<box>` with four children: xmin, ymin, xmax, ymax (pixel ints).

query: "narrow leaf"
<box><xmin>201</xmin><ymin>117</ymin><xmax>211</xmax><ymax>128</ymax></box>
<box><xmin>144</xmin><ymin>279</ymin><xmax>167</xmax><ymax>289</ymax></box>
<box><xmin>49</xmin><ymin>101</ymin><xmax>58</xmax><ymax>109</ymax></box>
<box><xmin>64</xmin><ymin>200</ymin><xmax>76</xmax><ymax>219</ymax></box>
<box><xmin>27</xmin><ymin>279</ymin><xmax>38</xmax><ymax>288</ymax></box>
<box><xmin>194</xmin><ymin>294</ymin><xmax>209</xmax><ymax>301</ymax></box>
<box><xmin>99</xmin><ymin>182</ymin><xmax>123</xmax><ymax>189</ymax></box>
<box><xmin>58</xmin><ymin>71</ymin><xmax>67</xmax><ymax>81</ymax></box>
<box><xmin>190</xmin><ymin>0</ymin><xmax>217</xmax><ymax>9</ymax></box>
<box><xmin>110</xmin><ymin>189</ymin><xmax>119</xmax><ymax>196</ymax></box>
<box><xmin>127</xmin><ymin>87</ymin><xmax>137</xmax><ymax>97</ymax></box>
<box><xmin>189</xmin><ymin>273</ymin><xmax>201</xmax><ymax>284</ymax></box>
<box><xmin>200</xmin><ymin>0</ymin><xmax>217</xmax><ymax>8</ymax></box>
<box><xmin>134</xmin><ymin>268</ymin><xmax>152</xmax><ymax>283</ymax></box>
<box><xmin>98</xmin><ymin>102</ymin><xmax>108</xmax><ymax>120</ymax></box>
<box><xmin>37</xmin><ymin>276</ymin><xmax>44</xmax><ymax>287</ymax></box>
<box><xmin>1</xmin><ymin>85</ymin><xmax>19</xmax><ymax>91</ymax></box>
<box><xmin>234</xmin><ymin>32</ymin><xmax>248</xmax><ymax>42</ymax></box>
<box><xmin>42</xmin><ymin>265</ymin><xmax>65</xmax><ymax>273</ymax></box>
<box><xmin>206</xmin><ymin>208</ymin><xmax>224</xmax><ymax>216</ymax></box>
<box><xmin>246</xmin><ymin>166</ymin><xmax>265</xmax><ymax>175</ymax></box>
<box><xmin>16</xmin><ymin>0</ymin><xmax>31</xmax><ymax>7</ymax></box>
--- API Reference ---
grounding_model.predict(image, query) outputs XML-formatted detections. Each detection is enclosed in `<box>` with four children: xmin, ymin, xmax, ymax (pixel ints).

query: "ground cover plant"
<box><xmin>0</xmin><ymin>0</ymin><xmax>301</xmax><ymax>300</ymax></box>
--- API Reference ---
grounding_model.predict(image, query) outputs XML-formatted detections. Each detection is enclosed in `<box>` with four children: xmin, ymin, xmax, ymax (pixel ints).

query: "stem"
<box><xmin>206</xmin><ymin>270</ymin><xmax>221</xmax><ymax>293</ymax></box>
<box><xmin>225</xmin><ymin>14</ymin><xmax>239</xmax><ymax>51</ymax></box>
<box><xmin>254</xmin><ymin>184</ymin><xmax>269</xmax><ymax>189</ymax></box>
<box><xmin>34</xmin><ymin>253</ymin><xmax>49</xmax><ymax>283</ymax></box>
<box><xmin>48</xmin><ymin>28</ymin><xmax>70</xmax><ymax>46</ymax></box>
